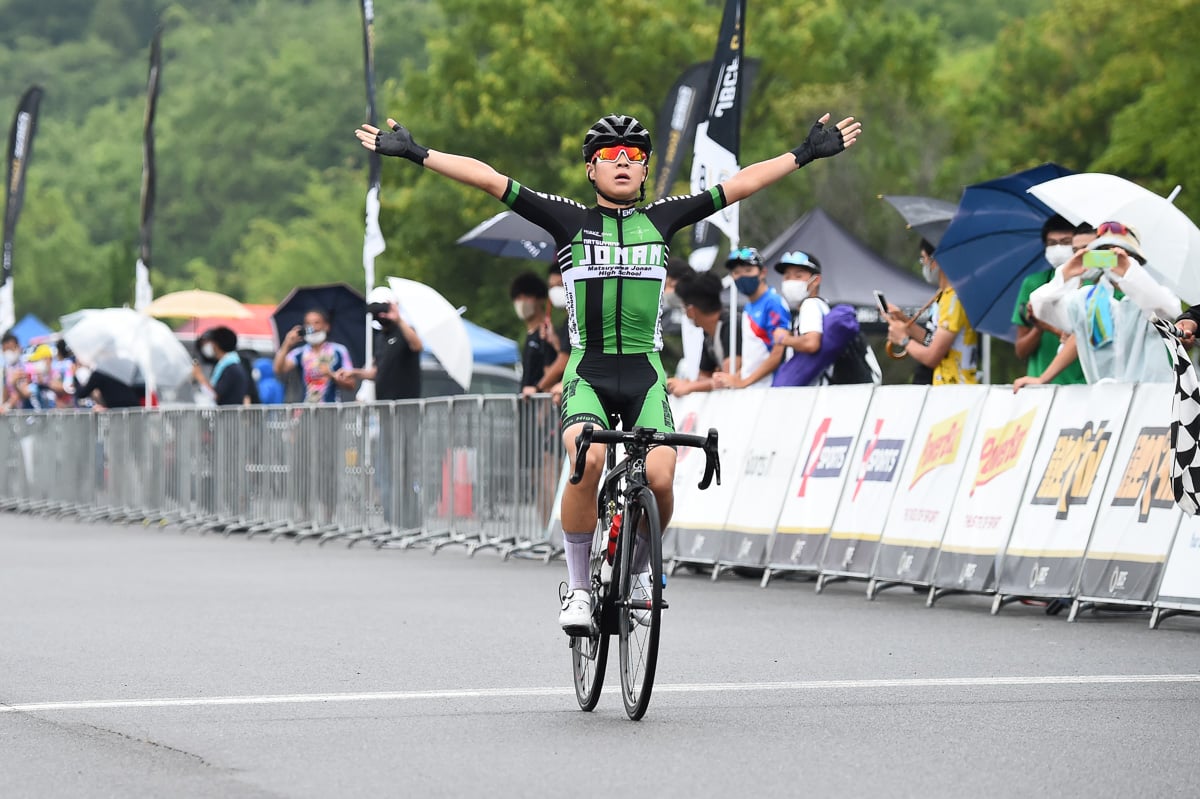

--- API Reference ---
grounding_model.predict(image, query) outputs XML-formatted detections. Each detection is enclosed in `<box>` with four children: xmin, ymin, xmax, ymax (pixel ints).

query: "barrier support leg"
<box><xmin>816</xmin><ymin>573</ymin><xmax>850</xmax><ymax>594</ymax></box>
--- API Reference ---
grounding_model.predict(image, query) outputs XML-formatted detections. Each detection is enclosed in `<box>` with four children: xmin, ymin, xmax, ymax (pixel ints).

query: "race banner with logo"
<box><xmin>667</xmin><ymin>389</ymin><xmax>762</xmax><ymax>566</ymax></box>
<box><xmin>767</xmin><ymin>385</ymin><xmax>874</xmax><ymax>573</ymax></box>
<box><xmin>688</xmin><ymin>0</ymin><xmax>745</xmax><ymax>246</ymax></box>
<box><xmin>1153</xmin><ymin>513</ymin><xmax>1200</xmax><ymax>615</ymax></box>
<box><xmin>931</xmin><ymin>386</ymin><xmax>1052</xmax><ymax>594</ymax></box>
<box><xmin>996</xmin><ymin>383</ymin><xmax>1134</xmax><ymax>600</ymax></box>
<box><xmin>716</xmin><ymin>388</ymin><xmax>818</xmax><ymax>571</ymax></box>
<box><xmin>873</xmin><ymin>385</ymin><xmax>987</xmax><ymax>587</ymax></box>
<box><xmin>820</xmin><ymin>385</ymin><xmax>928</xmax><ymax>580</ymax></box>
<box><xmin>663</xmin><ymin>391</ymin><xmax>712</xmax><ymax>560</ymax></box>
<box><xmin>2</xmin><ymin>85</ymin><xmax>43</xmax><ymax>334</ymax></box>
<box><xmin>1077</xmin><ymin>382</ymin><xmax>1182</xmax><ymax>605</ymax></box>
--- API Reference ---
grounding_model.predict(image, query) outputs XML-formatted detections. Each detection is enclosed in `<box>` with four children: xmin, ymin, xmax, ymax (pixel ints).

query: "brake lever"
<box><xmin>698</xmin><ymin>427</ymin><xmax>721</xmax><ymax>489</ymax></box>
<box><xmin>569</xmin><ymin>423</ymin><xmax>595</xmax><ymax>485</ymax></box>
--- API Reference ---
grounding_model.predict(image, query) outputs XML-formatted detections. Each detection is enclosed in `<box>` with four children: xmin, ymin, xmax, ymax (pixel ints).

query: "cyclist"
<box><xmin>356</xmin><ymin>111</ymin><xmax>861</xmax><ymax>634</ymax></box>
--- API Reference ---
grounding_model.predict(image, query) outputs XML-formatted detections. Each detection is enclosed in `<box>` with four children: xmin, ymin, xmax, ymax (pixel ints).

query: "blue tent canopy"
<box><xmin>464</xmin><ymin>319</ymin><xmax>519</xmax><ymax>365</ymax></box>
<box><xmin>10</xmin><ymin>313</ymin><xmax>52</xmax><ymax>346</ymax></box>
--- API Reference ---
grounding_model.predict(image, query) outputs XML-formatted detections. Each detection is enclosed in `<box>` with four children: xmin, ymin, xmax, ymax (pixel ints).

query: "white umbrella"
<box><xmin>63</xmin><ymin>307</ymin><xmax>194</xmax><ymax>390</ymax></box>
<box><xmin>386</xmin><ymin>277</ymin><xmax>473</xmax><ymax>391</ymax></box>
<box><xmin>1029</xmin><ymin>173</ymin><xmax>1200</xmax><ymax>303</ymax></box>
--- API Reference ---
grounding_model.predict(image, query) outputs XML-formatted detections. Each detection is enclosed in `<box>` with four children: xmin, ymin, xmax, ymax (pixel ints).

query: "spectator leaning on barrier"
<box><xmin>1021</xmin><ymin>221</ymin><xmax>1179</xmax><ymax>386</ymax></box>
<box><xmin>772</xmin><ymin>250</ymin><xmax>833</xmax><ymax>386</ymax></box>
<box><xmin>273</xmin><ymin>309</ymin><xmax>355</xmax><ymax>403</ymax></box>
<box><xmin>1011</xmin><ymin>215</ymin><xmax>1088</xmax><ymax>386</ymax></box>
<box><xmin>667</xmin><ymin>271</ymin><xmax>740</xmax><ymax>396</ymax></box>
<box><xmin>192</xmin><ymin>326</ymin><xmax>251</xmax><ymax>406</ymax></box>
<box><xmin>1</xmin><ymin>331</ymin><xmax>22</xmax><ymax>411</ymax></box>
<box><xmin>886</xmin><ymin>240</ymin><xmax>980</xmax><ymax>385</ymax></box>
<box><xmin>714</xmin><ymin>247</ymin><xmax>790</xmax><ymax>389</ymax></box>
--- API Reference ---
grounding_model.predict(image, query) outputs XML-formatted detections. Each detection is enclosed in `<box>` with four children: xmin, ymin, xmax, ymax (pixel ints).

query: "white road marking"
<box><xmin>2</xmin><ymin>673</ymin><xmax>1197</xmax><ymax>714</ymax></box>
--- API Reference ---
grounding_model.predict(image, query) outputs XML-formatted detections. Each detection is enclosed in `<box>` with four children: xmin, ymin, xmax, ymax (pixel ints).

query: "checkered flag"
<box><xmin>1153</xmin><ymin>317</ymin><xmax>1200</xmax><ymax>515</ymax></box>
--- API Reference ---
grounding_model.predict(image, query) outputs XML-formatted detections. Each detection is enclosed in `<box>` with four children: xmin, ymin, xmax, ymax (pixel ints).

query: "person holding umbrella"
<box><xmin>356</xmin><ymin>110</ymin><xmax>861</xmax><ymax>635</ymax></box>
<box><xmin>273</xmin><ymin>309</ymin><xmax>356</xmax><ymax>403</ymax></box>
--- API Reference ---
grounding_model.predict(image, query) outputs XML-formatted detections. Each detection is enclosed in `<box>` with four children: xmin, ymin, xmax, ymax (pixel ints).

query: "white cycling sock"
<box><xmin>563</xmin><ymin>532</ymin><xmax>593</xmax><ymax>592</ymax></box>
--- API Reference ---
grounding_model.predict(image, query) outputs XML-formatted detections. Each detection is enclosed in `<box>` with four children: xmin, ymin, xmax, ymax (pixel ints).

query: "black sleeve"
<box><xmin>642</xmin><ymin>187</ymin><xmax>728</xmax><ymax>241</ymax></box>
<box><xmin>1178</xmin><ymin>306</ymin><xmax>1200</xmax><ymax>325</ymax></box>
<box><xmin>502</xmin><ymin>180</ymin><xmax>590</xmax><ymax>249</ymax></box>
<box><xmin>698</xmin><ymin>336</ymin><xmax>716</xmax><ymax>374</ymax></box>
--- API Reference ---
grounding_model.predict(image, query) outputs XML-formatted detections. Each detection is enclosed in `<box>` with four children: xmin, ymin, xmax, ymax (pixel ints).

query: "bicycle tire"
<box><xmin>617</xmin><ymin>485</ymin><xmax>662</xmax><ymax>720</ymax></box>
<box><xmin>571</xmin><ymin>508</ymin><xmax>612</xmax><ymax>711</ymax></box>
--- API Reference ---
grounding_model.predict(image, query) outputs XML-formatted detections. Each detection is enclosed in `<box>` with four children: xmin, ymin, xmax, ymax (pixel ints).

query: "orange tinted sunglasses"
<box><xmin>1097</xmin><ymin>220</ymin><xmax>1137</xmax><ymax>239</ymax></box>
<box><xmin>592</xmin><ymin>145</ymin><xmax>649</xmax><ymax>164</ymax></box>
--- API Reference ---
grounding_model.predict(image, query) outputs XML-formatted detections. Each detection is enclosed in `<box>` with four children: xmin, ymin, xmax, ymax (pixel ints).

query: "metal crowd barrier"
<box><xmin>0</xmin><ymin>397</ymin><xmax>564</xmax><ymax>556</ymax></box>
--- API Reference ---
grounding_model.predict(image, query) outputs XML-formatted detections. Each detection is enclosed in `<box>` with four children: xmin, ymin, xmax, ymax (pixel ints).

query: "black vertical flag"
<box><xmin>689</xmin><ymin>0</ymin><xmax>747</xmax><ymax>261</ymax></box>
<box><xmin>2</xmin><ymin>85</ymin><xmax>42</xmax><ymax>333</ymax></box>
<box><xmin>652</xmin><ymin>61</ymin><xmax>710</xmax><ymax>201</ymax></box>
<box><xmin>135</xmin><ymin>28</ymin><xmax>163</xmax><ymax>311</ymax></box>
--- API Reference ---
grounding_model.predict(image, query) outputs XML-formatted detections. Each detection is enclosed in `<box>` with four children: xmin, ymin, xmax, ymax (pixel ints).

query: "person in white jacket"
<box><xmin>1018</xmin><ymin>221</ymin><xmax>1179</xmax><ymax>388</ymax></box>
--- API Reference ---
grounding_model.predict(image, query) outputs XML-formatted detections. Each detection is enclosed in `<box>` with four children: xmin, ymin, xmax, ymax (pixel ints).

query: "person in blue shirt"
<box><xmin>713</xmin><ymin>247</ymin><xmax>791</xmax><ymax>389</ymax></box>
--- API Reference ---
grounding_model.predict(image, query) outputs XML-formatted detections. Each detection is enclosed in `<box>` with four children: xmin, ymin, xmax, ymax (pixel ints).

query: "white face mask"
<box><xmin>780</xmin><ymin>280</ymin><xmax>810</xmax><ymax>308</ymax></box>
<box><xmin>304</xmin><ymin>330</ymin><xmax>327</xmax><ymax>346</ymax></box>
<box><xmin>548</xmin><ymin>286</ymin><xmax>568</xmax><ymax>309</ymax></box>
<box><xmin>921</xmin><ymin>261</ymin><xmax>939</xmax><ymax>286</ymax></box>
<box><xmin>663</xmin><ymin>291</ymin><xmax>684</xmax><ymax>311</ymax></box>
<box><xmin>3</xmin><ymin>349</ymin><xmax>18</xmax><ymax>367</ymax></box>
<box><xmin>74</xmin><ymin>366</ymin><xmax>92</xmax><ymax>386</ymax></box>
<box><xmin>200</xmin><ymin>343</ymin><xmax>216</xmax><ymax>360</ymax></box>
<box><xmin>1044</xmin><ymin>244</ymin><xmax>1073</xmax><ymax>268</ymax></box>
<box><xmin>513</xmin><ymin>300</ymin><xmax>536</xmax><ymax>321</ymax></box>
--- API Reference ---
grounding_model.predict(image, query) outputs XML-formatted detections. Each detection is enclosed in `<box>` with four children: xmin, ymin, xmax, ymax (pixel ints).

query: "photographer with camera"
<box><xmin>1018</xmin><ymin>221</ymin><xmax>1179</xmax><ymax>388</ymax></box>
<box><xmin>337</xmin><ymin>286</ymin><xmax>424</xmax><ymax>401</ymax></box>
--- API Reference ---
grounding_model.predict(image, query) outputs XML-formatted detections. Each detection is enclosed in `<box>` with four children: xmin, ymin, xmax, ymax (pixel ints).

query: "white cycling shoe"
<box><xmin>558</xmin><ymin>587</ymin><xmax>593</xmax><ymax>636</ymax></box>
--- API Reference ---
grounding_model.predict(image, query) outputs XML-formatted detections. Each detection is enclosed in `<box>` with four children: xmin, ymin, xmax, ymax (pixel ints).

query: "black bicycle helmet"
<box><xmin>582</xmin><ymin>114</ymin><xmax>653</xmax><ymax>163</ymax></box>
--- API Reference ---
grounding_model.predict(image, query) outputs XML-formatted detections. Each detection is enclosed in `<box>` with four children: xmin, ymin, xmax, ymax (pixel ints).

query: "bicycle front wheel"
<box><xmin>571</xmin><ymin>514</ymin><xmax>611</xmax><ymax>711</ymax></box>
<box><xmin>617</xmin><ymin>485</ymin><xmax>662</xmax><ymax>720</ymax></box>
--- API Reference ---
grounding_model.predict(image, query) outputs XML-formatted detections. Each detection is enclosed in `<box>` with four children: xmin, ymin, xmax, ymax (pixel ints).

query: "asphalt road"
<box><xmin>2</xmin><ymin>515</ymin><xmax>1198</xmax><ymax>798</ymax></box>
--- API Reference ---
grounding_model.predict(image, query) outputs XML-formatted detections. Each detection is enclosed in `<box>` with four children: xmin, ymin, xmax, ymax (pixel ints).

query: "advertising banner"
<box><xmin>1153</xmin><ymin>513</ymin><xmax>1200</xmax><ymax>616</ymax></box>
<box><xmin>766</xmin><ymin>385</ymin><xmax>874</xmax><ymax>574</ymax></box>
<box><xmin>931</xmin><ymin>386</ymin><xmax>1052</xmax><ymax>594</ymax></box>
<box><xmin>1078</xmin><ymin>383</ymin><xmax>1182</xmax><ymax>605</ymax></box>
<box><xmin>997</xmin><ymin>383</ymin><xmax>1134</xmax><ymax>600</ymax></box>
<box><xmin>716</xmin><ymin>388</ymin><xmax>818</xmax><ymax>572</ymax></box>
<box><xmin>873</xmin><ymin>385</ymin><xmax>987</xmax><ymax>588</ymax></box>
<box><xmin>819</xmin><ymin>385</ymin><xmax>928</xmax><ymax>581</ymax></box>
<box><xmin>667</xmin><ymin>390</ymin><xmax>762</xmax><ymax>566</ymax></box>
<box><xmin>663</xmin><ymin>391</ymin><xmax>710</xmax><ymax>560</ymax></box>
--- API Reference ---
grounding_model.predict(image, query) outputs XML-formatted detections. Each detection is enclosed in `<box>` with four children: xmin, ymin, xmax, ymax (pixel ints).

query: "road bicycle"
<box><xmin>567</xmin><ymin>423</ymin><xmax>720</xmax><ymax>720</ymax></box>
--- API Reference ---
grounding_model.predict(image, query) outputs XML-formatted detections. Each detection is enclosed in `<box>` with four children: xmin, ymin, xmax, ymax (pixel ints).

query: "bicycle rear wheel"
<box><xmin>571</xmin><ymin>517</ymin><xmax>611</xmax><ymax>711</ymax></box>
<box><xmin>617</xmin><ymin>486</ymin><xmax>662</xmax><ymax>720</ymax></box>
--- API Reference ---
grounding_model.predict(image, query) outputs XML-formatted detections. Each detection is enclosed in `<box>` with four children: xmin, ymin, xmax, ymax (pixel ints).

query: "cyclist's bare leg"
<box><xmin>646</xmin><ymin>445</ymin><xmax>677</xmax><ymax>529</ymax></box>
<box><xmin>560</xmin><ymin>421</ymin><xmax>607</xmax><ymax>591</ymax></box>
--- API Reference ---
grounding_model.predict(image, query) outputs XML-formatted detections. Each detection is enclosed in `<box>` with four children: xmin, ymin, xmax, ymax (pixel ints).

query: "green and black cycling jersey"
<box><xmin>503</xmin><ymin>179</ymin><xmax>729</xmax><ymax>432</ymax></box>
<box><xmin>502</xmin><ymin>180</ymin><xmax>728</xmax><ymax>355</ymax></box>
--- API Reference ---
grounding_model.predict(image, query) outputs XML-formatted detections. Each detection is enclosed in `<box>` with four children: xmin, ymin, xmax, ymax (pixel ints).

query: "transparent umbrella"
<box><xmin>387</xmin><ymin>277</ymin><xmax>472</xmax><ymax>391</ymax></box>
<box><xmin>63</xmin><ymin>307</ymin><xmax>194</xmax><ymax>391</ymax></box>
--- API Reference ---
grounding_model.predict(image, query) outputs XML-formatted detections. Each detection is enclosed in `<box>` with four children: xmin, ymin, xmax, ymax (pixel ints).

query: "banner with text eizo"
<box><xmin>667</xmin><ymin>389</ymin><xmax>763</xmax><ymax>567</ymax></box>
<box><xmin>997</xmin><ymin>383</ymin><xmax>1134</xmax><ymax>601</ymax></box>
<box><xmin>1077</xmin><ymin>383</ymin><xmax>1182</xmax><ymax>606</ymax></box>
<box><xmin>766</xmin><ymin>385</ymin><xmax>875</xmax><ymax>575</ymax></box>
<box><xmin>873</xmin><ymin>385</ymin><xmax>987</xmax><ymax>587</ymax></box>
<box><xmin>820</xmin><ymin>385</ymin><xmax>928</xmax><ymax>580</ymax></box>
<box><xmin>716</xmin><ymin>388</ymin><xmax>819</xmax><ymax>572</ymax></box>
<box><xmin>931</xmin><ymin>386</ymin><xmax>1052</xmax><ymax>594</ymax></box>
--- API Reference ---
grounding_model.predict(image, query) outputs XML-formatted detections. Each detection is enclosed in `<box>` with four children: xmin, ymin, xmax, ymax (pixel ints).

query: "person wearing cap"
<box><xmin>713</xmin><ymin>247</ymin><xmax>791</xmax><ymax>389</ymax></box>
<box><xmin>338</xmin><ymin>285</ymin><xmax>423</xmax><ymax>401</ymax></box>
<box><xmin>10</xmin><ymin>343</ymin><xmax>59</xmax><ymax>411</ymax></box>
<box><xmin>1024</xmin><ymin>221</ymin><xmax>1180</xmax><ymax>385</ymax></box>
<box><xmin>771</xmin><ymin>251</ymin><xmax>834</xmax><ymax>386</ymax></box>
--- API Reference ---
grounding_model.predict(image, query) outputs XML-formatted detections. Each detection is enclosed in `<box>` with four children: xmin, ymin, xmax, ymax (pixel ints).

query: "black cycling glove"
<box><xmin>375</xmin><ymin>122</ymin><xmax>430</xmax><ymax>165</ymax></box>
<box><xmin>790</xmin><ymin>118</ymin><xmax>845</xmax><ymax>168</ymax></box>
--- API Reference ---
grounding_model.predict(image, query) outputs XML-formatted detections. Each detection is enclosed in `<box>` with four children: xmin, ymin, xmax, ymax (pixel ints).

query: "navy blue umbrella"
<box><xmin>456</xmin><ymin>211</ymin><xmax>555</xmax><ymax>262</ymax></box>
<box><xmin>272</xmin><ymin>283</ymin><xmax>366</xmax><ymax>368</ymax></box>
<box><xmin>935</xmin><ymin>163</ymin><xmax>1074</xmax><ymax>342</ymax></box>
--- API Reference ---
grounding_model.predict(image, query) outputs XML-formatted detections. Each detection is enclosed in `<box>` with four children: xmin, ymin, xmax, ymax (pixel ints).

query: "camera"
<box><xmin>1082</xmin><ymin>250</ymin><xmax>1118</xmax><ymax>269</ymax></box>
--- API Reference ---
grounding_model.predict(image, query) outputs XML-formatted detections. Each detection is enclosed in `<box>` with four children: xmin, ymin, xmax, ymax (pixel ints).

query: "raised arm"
<box><xmin>720</xmin><ymin>114</ymin><xmax>861</xmax><ymax>205</ymax></box>
<box><xmin>356</xmin><ymin>118</ymin><xmax>509</xmax><ymax>199</ymax></box>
